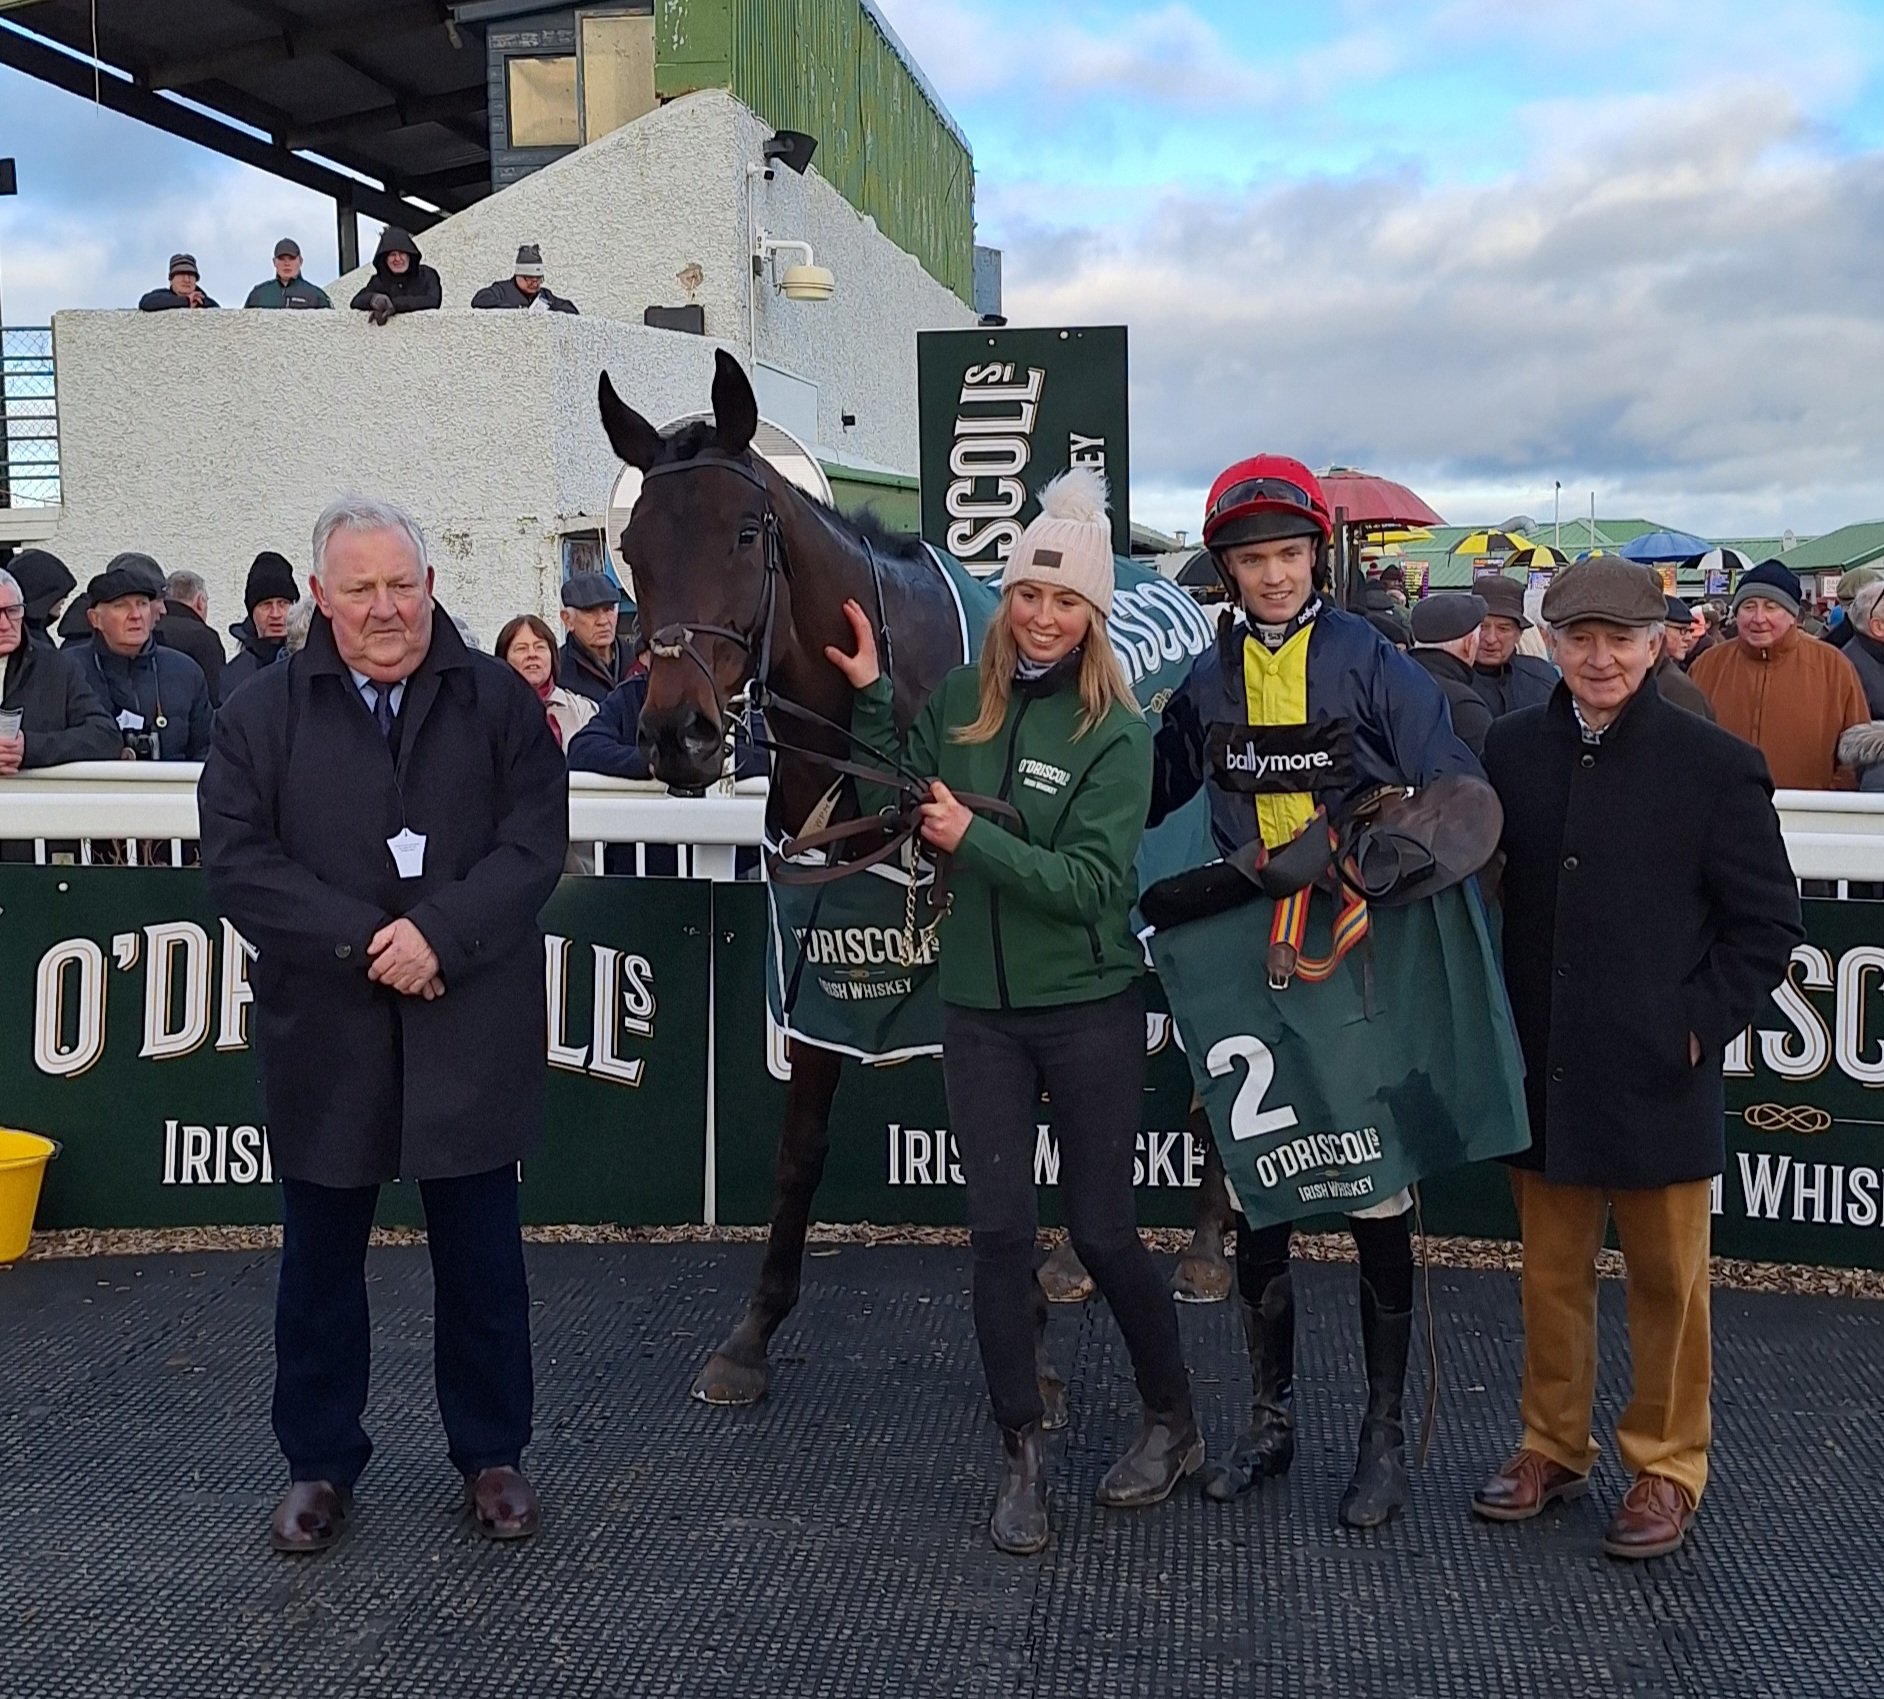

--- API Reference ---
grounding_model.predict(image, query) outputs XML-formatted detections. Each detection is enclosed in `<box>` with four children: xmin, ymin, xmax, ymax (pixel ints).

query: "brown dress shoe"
<box><xmin>1471</xmin><ymin>1449</ymin><xmax>1589</xmax><ymax>1522</ymax></box>
<box><xmin>270</xmin><ymin>1480</ymin><xmax>349</xmax><ymax>1554</ymax></box>
<box><xmin>467</xmin><ymin>1466</ymin><xmax>541</xmax><ymax>1541</ymax></box>
<box><xmin>1602</xmin><ymin>1474</ymin><xmax>1695</xmax><ymax>1560</ymax></box>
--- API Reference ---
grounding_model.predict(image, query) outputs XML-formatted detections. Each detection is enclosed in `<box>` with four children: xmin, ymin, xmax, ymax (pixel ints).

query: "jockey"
<box><xmin>1148</xmin><ymin>455</ymin><xmax>1480</xmax><ymax>1527</ymax></box>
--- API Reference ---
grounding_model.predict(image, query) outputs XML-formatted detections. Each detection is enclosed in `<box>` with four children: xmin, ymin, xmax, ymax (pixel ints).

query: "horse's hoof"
<box><xmin>691</xmin><ymin>1352</ymin><xmax>768</xmax><ymax>1406</ymax></box>
<box><xmin>1172</xmin><ymin>1248</ymin><xmax>1232</xmax><ymax>1304</ymax></box>
<box><xmin>1037</xmin><ymin>1245</ymin><xmax>1095</xmax><ymax>1305</ymax></box>
<box><xmin>1039</xmin><ymin>1373</ymin><xmax>1069</xmax><ymax>1432</ymax></box>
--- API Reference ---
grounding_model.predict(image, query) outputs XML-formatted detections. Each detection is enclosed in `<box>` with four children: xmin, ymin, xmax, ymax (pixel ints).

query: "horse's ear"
<box><xmin>710</xmin><ymin>348</ymin><xmax>759</xmax><ymax>458</ymax></box>
<box><xmin>598</xmin><ymin>371</ymin><xmax>663</xmax><ymax>471</ymax></box>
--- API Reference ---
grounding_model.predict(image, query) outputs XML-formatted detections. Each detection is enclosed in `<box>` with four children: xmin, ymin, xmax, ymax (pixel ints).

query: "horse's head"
<box><xmin>598</xmin><ymin>349</ymin><xmax>778</xmax><ymax>794</ymax></box>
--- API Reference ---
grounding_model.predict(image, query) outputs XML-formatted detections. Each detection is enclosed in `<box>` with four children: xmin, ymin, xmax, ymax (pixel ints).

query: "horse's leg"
<box><xmin>691</xmin><ymin>1041</ymin><xmax>843</xmax><ymax>1406</ymax></box>
<box><xmin>1172</xmin><ymin>1103</ymin><xmax>1235</xmax><ymax>1303</ymax></box>
<box><xmin>1037</xmin><ymin>1238</ymin><xmax>1094</xmax><ymax>1304</ymax></box>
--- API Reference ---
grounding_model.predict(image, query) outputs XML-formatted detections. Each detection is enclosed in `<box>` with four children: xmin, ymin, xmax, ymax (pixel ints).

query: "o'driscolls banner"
<box><xmin>1</xmin><ymin>869</ymin><xmax>708</xmax><ymax>1230</ymax></box>
<box><xmin>918</xmin><ymin>325</ymin><xmax>1132</xmax><ymax>568</ymax></box>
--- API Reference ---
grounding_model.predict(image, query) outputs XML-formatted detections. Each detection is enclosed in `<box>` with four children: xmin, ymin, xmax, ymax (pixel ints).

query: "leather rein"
<box><xmin>633</xmin><ymin>452</ymin><xmax>1018</xmax><ymax>929</ymax></box>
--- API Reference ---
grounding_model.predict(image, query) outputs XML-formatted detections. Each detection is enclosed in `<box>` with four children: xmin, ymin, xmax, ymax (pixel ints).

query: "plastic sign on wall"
<box><xmin>917</xmin><ymin>325</ymin><xmax>1132</xmax><ymax>571</ymax></box>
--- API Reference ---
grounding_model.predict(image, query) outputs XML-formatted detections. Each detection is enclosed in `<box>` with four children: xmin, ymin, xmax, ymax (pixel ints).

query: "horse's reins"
<box><xmin>635</xmin><ymin>450</ymin><xmax>1019</xmax><ymax>956</ymax></box>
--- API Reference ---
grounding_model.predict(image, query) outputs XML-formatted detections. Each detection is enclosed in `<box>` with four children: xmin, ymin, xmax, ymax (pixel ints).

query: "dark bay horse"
<box><xmin>599</xmin><ymin>349</ymin><xmax>1230</xmax><ymax>1406</ymax></box>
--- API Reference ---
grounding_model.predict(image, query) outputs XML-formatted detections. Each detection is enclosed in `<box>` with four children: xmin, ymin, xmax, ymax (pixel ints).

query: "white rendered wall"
<box><xmin>333</xmin><ymin>90</ymin><xmax>977</xmax><ymax>470</ymax></box>
<box><xmin>50</xmin><ymin>309</ymin><xmax>730</xmax><ymax>644</ymax></box>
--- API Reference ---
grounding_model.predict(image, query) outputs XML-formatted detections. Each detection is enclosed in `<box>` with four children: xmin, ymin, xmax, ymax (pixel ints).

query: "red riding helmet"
<box><xmin>1202</xmin><ymin>456</ymin><xmax>1333</xmax><ymax>552</ymax></box>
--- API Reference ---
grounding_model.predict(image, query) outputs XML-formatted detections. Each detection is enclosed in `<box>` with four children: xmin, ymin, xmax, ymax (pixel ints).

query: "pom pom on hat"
<box><xmin>1001</xmin><ymin>467</ymin><xmax>1116</xmax><ymax>617</ymax></box>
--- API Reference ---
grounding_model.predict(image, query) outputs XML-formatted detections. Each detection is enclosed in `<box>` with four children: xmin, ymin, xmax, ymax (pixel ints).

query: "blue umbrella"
<box><xmin>1618</xmin><ymin>529</ymin><xmax>1711</xmax><ymax>563</ymax></box>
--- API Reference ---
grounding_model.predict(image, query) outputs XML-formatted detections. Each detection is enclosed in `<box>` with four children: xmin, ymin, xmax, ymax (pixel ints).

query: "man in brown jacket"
<box><xmin>1690</xmin><ymin>559</ymin><xmax>1866</xmax><ymax>788</ymax></box>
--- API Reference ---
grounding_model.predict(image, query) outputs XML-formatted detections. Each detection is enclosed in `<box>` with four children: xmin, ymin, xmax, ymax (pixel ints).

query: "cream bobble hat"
<box><xmin>1001</xmin><ymin>467</ymin><xmax>1115</xmax><ymax>617</ymax></box>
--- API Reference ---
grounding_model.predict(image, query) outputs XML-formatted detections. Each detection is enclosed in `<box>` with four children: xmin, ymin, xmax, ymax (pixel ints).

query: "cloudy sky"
<box><xmin>4</xmin><ymin>0</ymin><xmax>1882</xmax><ymax>539</ymax></box>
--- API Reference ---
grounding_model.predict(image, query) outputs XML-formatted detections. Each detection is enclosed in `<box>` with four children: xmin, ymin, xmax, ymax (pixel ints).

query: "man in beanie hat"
<box><xmin>138</xmin><ymin>253</ymin><xmax>218</xmax><ymax>311</ymax></box>
<box><xmin>66</xmin><ymin>554</ymin><xmax>212</xmax><ymax>760</ymax></box>
<box><xmin>471</xmin><ymin>244</ymin><xmax>579</xmax><ymax>314</ymax></box>
<box><xmin>1690</xmin><ymin>559</ymin><xmax>1867</xmax><ymax>789</ymax></box>
<box><xmin>1145</xmin><ymin>453</ymin><xmax>1481</xmax><ymax>1530</ymax></box>
<box><xmin>1471</xmin><ymin>573</ymin><xmax>1557</xmax><ymax>717</ymax></box>
<box><xmin>1476</xmin><ymin>555</ymin><xmax>1800</xmax><ymax>1559</ymax></box>
<box><xmin>7</xmin><ymin>547</ymin><xmax>77</xmax><ymax>650</ymax></box>
<box><xmin>1408</xmin><ymin>591</ymin><xmax>1494</xmax><ymax>757</ymax></box>
<box><xmin>1655</xmin><ymin>597</ymin><xmax>1714</xmax><ymax>721</ymax></box>
<box><xmin>223</xmin><ymin>552</ymin><xmax>302</xmax><ymax>698</ymax></box>
<box><xmin>557</xmin><ymin>572</ymin><xmax>631</xmax><ymax>704</ymax></box>
<box><xmin>244</xmin><ymin>238</ymin><xmax>332</xmax><ymax>310</ymax></box>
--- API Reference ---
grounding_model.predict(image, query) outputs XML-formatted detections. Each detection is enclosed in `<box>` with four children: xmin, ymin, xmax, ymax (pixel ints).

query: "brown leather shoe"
<box><xmin>269</xmin><ymin>1480</ymin><xmax>349</xmax><ymax>1554</ymax></box>
<box><xmin>1602</xmin><ymin>1474</ymin><xmax>1695</xmax><ymax>1560</ymax></box>
<box><xmin>1471</xmin><ymin>1449</ymin><xmax>1589</xmax><ymax>1522</ymax></box>
<box><xmin>466</xmin><ymin>1466</ymin><xmax>541</xmax><ymax>1541</ymax></box>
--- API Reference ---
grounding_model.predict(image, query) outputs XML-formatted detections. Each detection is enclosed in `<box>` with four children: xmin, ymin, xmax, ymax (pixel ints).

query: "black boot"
<box><xmin>1093</xmin><ymin>1393</ymin><xmax>1204</xmax><ymax>1509</ymax></box>
<box><xmin>991</xmin><ymin>1423</ymin><xmax>1049</xmax><ymax>1554</ymax></box>
<box><xmin>1338</xmin><ymin>1276</ymin><xmax>1412</xmax><ymax>1529</ymax></box>
<box><xmin>1201</xmin><ymin>1266</ymin><xmax>1295</xmax><ymax>1502</ymax></box>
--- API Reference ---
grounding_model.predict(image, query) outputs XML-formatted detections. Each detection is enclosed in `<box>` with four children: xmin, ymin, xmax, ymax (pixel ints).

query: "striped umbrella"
<box><xmin>1449</xmin><ymin>530</ymin><xmax>1528</xmax><ymax>557</ymax></box>
<box><xmin>1506</xmin><ymin>543</ymin><xmax>1569</xmax><ymax>573</ymax></box>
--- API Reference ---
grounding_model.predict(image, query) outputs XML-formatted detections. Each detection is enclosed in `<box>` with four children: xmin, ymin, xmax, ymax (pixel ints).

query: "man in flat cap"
<box><xmin>472</xmin><ymin>244</ymin><xmax>579</xmax><ymax>315</ymax></box>
<box><xmin>66</xmin><ymin>554</ymin><xmax>212</xmax><ymax>759</ymax></box>
<box><xmin>1408</xmin><ymin>591</ymin><xmax>1494</xmax><ymax>757</ymax></box>
<box><xmin>139</xmin><ymin>254</ymin><xmax>219</xmax><ymax>311</ymax></box>
<box><xmin>1655</xmin><ymin>598</ymin><xmax>1714</xmax><ymax>721</ymax></box>
<box><xmin>244</xmin><ymin>239</ymin><xmax>332</xmax><ymax>309</ymax></box>
<box><xmin>1471</xmin><ymin>573</ymin><xmax>1556</xmax><ymax>717</ymax></box>
<box><xmin>1690</xmin><ymin>559</ymin><xmax>1867</xmax><ymax>789</ymax></box>
<box><xmin>557</xmin><ymin>572</ymin><xmax>631</xmax><ymax>704</ymax></box>
<box><xmin>1475</xmin><ymin>555</ymin><xmax>1801</xmax><ymax>1560</ymax></box>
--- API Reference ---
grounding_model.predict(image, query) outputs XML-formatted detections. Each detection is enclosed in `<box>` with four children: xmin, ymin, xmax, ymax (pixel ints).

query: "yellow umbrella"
<box><xmin>1449</xmin><ymin>530</ymin><xmax>1528</xmax><ymax>556</ymax></box>
<box><xmin>1368</xmin><ymin>527</ymin><xmax>1434</xmax><ymax>545</ymax></box>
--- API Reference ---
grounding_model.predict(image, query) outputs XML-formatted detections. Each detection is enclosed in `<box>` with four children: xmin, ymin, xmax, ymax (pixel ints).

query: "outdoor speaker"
<box><xmin>763</xmin><ymin>131</ymin><xmax>818</xmax><ymax>176</ymax></box>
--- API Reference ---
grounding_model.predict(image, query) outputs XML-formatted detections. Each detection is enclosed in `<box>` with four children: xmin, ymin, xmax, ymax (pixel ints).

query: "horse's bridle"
<box><xmin>637</xmin><ymin>450</ymin><xmax>787</xmax><ymax>715</ymax></box>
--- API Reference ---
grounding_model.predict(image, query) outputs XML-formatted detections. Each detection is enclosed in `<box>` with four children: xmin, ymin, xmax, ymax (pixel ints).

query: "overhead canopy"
<box><xmin>0</xmin><ymin>0</ymin><xmax>494</xmax><ymax>231</ymax></box>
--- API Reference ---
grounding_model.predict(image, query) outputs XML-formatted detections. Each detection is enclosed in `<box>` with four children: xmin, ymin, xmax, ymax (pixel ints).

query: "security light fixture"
<box><xmin>763</xmin><ymin>130</ymin><xmax>819</xmax><ymax>176</ymax></box>
<box><xmin>755</xmin><ymin>235</ymin><xmax>835</xmax><ymax>303</ymax></box>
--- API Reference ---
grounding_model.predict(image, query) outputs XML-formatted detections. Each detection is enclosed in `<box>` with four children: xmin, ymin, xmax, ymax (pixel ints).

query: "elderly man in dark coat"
<box><xmin>199</xmin><ymin>495</ymin><xmax>567</xmax><ymax>1554</ymax></box>
<box><xmin>0</xmin><ymin>565</ymin><xmax>120</xmax><ymax>766</ymax></box>
<box><xmin>1407</xmin><ymin>591</ymin><xmax>1494</xmax><ymax>757</ymax></box>
<box><xmin>1471</xmin><ymin>573</ymin><xmax>1557</xmax><ymax>716</ymax></box>
<box><xmin>1475</xmin><ymin>557</ymin><xmax>1800</xmax><ymax>1560</ymax></box>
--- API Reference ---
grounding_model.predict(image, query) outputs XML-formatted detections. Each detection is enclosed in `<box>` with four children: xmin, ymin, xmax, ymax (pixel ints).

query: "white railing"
<box><xmin>0</xmin><ymin>764</ymin><xmax>770</xmax><ymax>879</ymax></box>
<box><xmin>2</xmin><ymin>770</ymin><xmax>1882</xmax><ymax>886</ymax></box>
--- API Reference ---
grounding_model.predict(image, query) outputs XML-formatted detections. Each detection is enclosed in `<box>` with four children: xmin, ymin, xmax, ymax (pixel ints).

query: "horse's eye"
<box><xmin>737</xmin><ymin>525</ymin><xmax>761</xmax><ymax>548</ymax></box>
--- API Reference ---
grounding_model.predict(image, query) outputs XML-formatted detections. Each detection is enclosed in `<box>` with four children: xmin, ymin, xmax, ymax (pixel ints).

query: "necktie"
<box><xmin>374</xmin><ymin>685</ymin><xmax>395</xmax><ymax>739</ymax></box>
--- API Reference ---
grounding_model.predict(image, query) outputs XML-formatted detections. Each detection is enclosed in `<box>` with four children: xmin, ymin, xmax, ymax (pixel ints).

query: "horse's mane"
<box><xmin>654</xmin><ymin>421</ymin><xmax>930</xmax><ymax>565</ymax></box>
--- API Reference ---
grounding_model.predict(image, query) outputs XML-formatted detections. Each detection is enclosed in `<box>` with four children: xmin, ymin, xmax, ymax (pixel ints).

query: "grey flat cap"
<box><xmin>1540</xmin><ymin>557</ymin><xmax>1667</xmax><ymax>628</ymax></box>
<box><xmin>560</xmin><ymin>572</ymin><xmax>620</xmax><ymax>610</ymax></box>
<box><xmin>1410</xmin><ymin>592</ymin><xmax>1487</xmax><ymax>645</ymax></box>
<box><xmin>1474</xmin><ymin>573</ymin><xmax>1530</xmax><ymax>628</ymax></box>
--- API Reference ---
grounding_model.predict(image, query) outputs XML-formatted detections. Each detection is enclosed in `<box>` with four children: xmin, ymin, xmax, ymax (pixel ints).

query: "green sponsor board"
<box><xmin>721</xmin><ymin>884</ymin><xmax>1209</xmax><ymax>1229</ymax></box>
<box><xmin>1149</xmin><ymin>887</ymin><xmax>1531</xmax><ymax>1230</ymax></box>
<box><xmin>918</xmin><ymin>325</ymin><xmax>1132</xmax><ymax>566</ymax></box>
<box><xmin>1</xmin><ymin>869</ymin><xmax>706</xmax><ymax>1229</ymax></box>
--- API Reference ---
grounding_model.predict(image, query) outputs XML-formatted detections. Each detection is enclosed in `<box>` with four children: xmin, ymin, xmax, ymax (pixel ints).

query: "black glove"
<box><xmin>369</xmin><ymin>293</ymin><xmax>394</xmax><ymax>326</ymax></box>
<box><xmin>1139</xmin><ymin>861</ymin><xmax>1264</xmax><ymax>931</ymax></box>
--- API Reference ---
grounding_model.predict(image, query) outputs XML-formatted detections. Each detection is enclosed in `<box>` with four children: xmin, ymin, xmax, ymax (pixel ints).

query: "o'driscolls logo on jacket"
<box><xmin>1018</xmin><ymin>757</ymin><xmax>1071</xmax><ymax>796</ymax></box>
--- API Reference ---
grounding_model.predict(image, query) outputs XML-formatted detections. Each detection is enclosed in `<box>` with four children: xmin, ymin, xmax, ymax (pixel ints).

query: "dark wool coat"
<box><xmin>557</xmin><ymin>633</ymin><xmax>634</xmax><ymax>705</ymax></box>
<box><xmin>156</xmin><ymin>600</ymin><xmax>228</xmax><ymax>706</ymax></box>
<box><xmin>65</xmin><ymin>636</ymin><xmax>213</xmax><ymax>759</ymax></box>
<box><xmin>1484</xmin><ymin>678</ymin><xmax>1802</xmax><ymax>1188</ymax></box>
<box><xmin>1</xmin><ymin>636</ymin><xmax>119</xmax><ymax>764</ymax></box>
<box><xmin>1408</xmin><ymin>645</ymin><xmax>1495</xmax><ymax>757</ymax></box>
<box><xmin>220</xmin><ymin>617</ymin><xmax>284</xmax><ymax>698</ymax></box>
<box><xmin>1472</xmin><ymin>653</ymin><xmax>1558</xmax><ymax>717</ymax></box>
<box><xmin>198</xmin><ymin>608</ymin><xmax>568</xmax><ymax>1186</ymax></box>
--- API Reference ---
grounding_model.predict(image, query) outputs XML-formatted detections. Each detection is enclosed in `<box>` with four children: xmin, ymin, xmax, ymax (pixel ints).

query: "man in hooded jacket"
<box><xmin>7</xmin><ymin>547</ymin><xmax>76</xmax><ymax>650</ymax></box>
<box><xmin>349</xmin><ymin>228</ymin><xmax>443</xmax><ymax>325</ymax></box>
<box><xmin>223</xmin><ymin>553</ymin><xmax>301</xmax><ymax>697</ymax></box>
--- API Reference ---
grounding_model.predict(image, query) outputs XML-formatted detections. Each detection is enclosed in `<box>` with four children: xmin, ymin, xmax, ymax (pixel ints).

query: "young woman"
<box><xmin>497</xmin><ymin>613</ymin><xmax>597</xmax><ymax>748</ymax></box>
<box><xmin>826</xmin><ymin>469</ymin><xmax>1198</xmax><ymax>1555</ymax></box>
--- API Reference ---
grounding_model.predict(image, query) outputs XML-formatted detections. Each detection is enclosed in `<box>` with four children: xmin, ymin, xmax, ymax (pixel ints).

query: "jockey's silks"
<box><xmin>1241</xmin><ymin>625</ymin><xmax>1318</xmax><ymax>851</ymax></box>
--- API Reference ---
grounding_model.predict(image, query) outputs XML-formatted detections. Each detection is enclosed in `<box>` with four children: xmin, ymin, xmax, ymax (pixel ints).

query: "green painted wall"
<box><xmin>823</xmin><ymin>462</ymin><xmax>921</xmax><ymax>536</ymax></box>
<box><xmin>657</xmin><ymin>0</ymin><xmax>975</xmax><ymax>300</ymax></box>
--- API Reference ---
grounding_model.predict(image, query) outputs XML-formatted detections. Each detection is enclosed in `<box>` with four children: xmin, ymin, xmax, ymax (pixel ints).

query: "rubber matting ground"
<box><xmin>1</xmin><ymin>1241</ymin><xmax>1877</xmax><ymax>1698</ymax></box>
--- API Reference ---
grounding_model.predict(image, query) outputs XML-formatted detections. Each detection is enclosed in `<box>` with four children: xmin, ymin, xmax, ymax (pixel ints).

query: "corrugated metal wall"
<box><xmin>657</xmin><ymin>0</ymin><xmax>975</xmax><ymax>301</ymax></box>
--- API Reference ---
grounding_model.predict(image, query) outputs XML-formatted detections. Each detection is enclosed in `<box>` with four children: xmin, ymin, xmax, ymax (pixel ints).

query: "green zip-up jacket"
<box><xmin>242</xmin><ymin>277</ymin><xmax>333</xmax><ymax>309</ymax></box>
<box><xmin>850</xmin><ymin>662</ymin><xmax>1151</xmax><ymax>1012</ymax></box>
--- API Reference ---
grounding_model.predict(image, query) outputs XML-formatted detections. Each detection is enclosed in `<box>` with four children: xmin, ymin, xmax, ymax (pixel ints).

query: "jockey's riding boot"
<box><xmin>991</xmin><ymin>1422</ymin><xmax>1050</xmax><ymax>1555</ymax></box>
<box><xmin>1202</xmin><ymin>1264</ymin><xmax>1295</xmax><ymax>1502</ymax></box>
<box><xmin>1094</xmin><ymin>1391</ymin><xmax>1205</xmax><ymax>1509</ymax></box>
<box><xmin>1338</xmin><ymin>1276</ymin><xmax>1413</xmax><ymax>1529</ymax></box>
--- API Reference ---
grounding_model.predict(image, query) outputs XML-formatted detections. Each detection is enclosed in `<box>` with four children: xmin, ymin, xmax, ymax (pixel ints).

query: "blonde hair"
<box><xmin>952</xmin><ymin>588</ymin><xmax>1140</xmax><ymax>744</ymax></box>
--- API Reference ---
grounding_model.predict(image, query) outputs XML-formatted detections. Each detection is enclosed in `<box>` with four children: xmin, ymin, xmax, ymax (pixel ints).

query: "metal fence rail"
<box><xmin>0</xmin><ymin>325</ymin><xmax>59</xmax><ymax>508</ymax></box>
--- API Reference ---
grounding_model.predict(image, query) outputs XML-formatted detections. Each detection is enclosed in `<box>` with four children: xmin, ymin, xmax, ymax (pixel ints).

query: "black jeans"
<box><xmin>943</xmin><ymin>984</ymin><xmax>1190</xmax><ymax>1431</ymax></box>
<box><xmin>274</xmin><ymin>1164</ymin><xmax>533</xmax><ymax>1486</ymax></box>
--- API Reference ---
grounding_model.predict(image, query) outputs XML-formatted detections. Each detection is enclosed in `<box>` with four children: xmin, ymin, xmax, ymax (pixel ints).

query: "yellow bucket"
<box><xmin>0</xmin><ymin>1129</ymin><xmax>58</xmax><ymax>1263</ymax></box>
